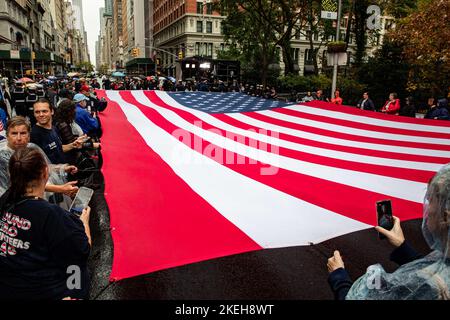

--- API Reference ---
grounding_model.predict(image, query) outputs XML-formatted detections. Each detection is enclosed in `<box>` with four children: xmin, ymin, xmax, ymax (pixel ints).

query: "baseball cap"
<box><xmin>73</xmin><ymin>93</ymin><xmax>90</xmax><ymax>103</ymax></box>
<box><xmin>81</xmin><ymin>85</ymin><xmax>91</xmax><ymax>92</ymax></box>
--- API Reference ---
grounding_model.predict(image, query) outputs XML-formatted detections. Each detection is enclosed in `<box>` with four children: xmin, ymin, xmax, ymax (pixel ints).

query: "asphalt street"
<box><xmin>87</xmin><ymin>172</ymin><xmax>430</xmax><ymax>300</ymax></box>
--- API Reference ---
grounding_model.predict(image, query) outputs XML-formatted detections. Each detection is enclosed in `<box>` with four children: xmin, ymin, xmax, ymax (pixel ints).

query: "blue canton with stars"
<box><xmin>168</xmin><ymin>92</ymin><xmax>296</xmax><ymax>114</ymax></box>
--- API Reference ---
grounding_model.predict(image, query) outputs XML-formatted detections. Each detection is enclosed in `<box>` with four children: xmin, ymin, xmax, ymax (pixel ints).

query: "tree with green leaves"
<box><xmin>76</xmin><ymin>61</ymin><xmax>94</xmax><ymax>73</ymax></box>
<box><xmin>357</xmin><ymin>40</ymin><xmax>410</xmax><ymax>109</ymax></box>
<box><xmin>217</xmin><ymin>1</ymin><xmax>279</xmax><ymax>85</ymax></box>
<box><xmin>390</xmin><ymin>0</ymin><xmax>449</xmax><ymax>97</ymax></box>
<box><xmin>97</xmin><ymin>64</ymin><xmax>109</xmax><ymax>75</ymax></box>
<box><xmin>218</xmin><ymin>0</ymin><xmax>323</xmax><ymax>83</ymax></box>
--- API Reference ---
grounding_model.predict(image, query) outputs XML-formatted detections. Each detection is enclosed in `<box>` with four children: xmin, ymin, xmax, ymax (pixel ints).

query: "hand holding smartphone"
<box><xmin>69</xmin><ymin>187</ymin><xmax>94</xmax><ymax>217</ymax></box>
<box><xmin>376</xmin><ymin>200</ymin><xmax>394</xmax><ymax>240</ymax></box>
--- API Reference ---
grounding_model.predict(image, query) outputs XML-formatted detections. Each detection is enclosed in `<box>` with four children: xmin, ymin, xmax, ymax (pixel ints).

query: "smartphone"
<box><xmin>376</xmin><ymin>200</ymin><xmax>394</xmax><ymax>240</ymax></box>
<box><xmin>69</xmin><ymin>187</ymin><xmax>94</xmax><ymax>217</ymax></box>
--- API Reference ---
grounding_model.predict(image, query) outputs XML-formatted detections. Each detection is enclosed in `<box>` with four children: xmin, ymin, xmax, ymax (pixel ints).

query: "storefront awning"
<box><xmin>0</xmin><ymin>35</ymin><xmax>14</xmax><ymax>45</ymax></box>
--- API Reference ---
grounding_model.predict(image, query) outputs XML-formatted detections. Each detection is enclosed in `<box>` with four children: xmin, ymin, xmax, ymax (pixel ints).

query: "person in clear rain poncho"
<box><xmin>0</xmin><ymin>116</ymin><xmax>79</xmax><ymax>209</ymax></box>
<box><xmin>327</xmin><ymin>164</ymin><xmax>450</xmax><ymax>300</ymax></box>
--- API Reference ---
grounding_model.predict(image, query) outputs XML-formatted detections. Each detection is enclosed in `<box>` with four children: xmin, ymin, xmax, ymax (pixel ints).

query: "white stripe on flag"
<box><xmin>106</xmin><ymin>91</ymin><xmax>371</xmax><ymax>247</ymax></box>
<box><xmin>133</xmin><ymin>91</ymin><xmax>428</xmax><ymax>203</ymax></box>
<box><xmin>287</xmin><ymin>104</ymin><xmax>450</xmax><ymax>134</ymax></box>
<box><xmin>154</xmin><ymin>92</ymin><xmax>444</xmax><ymax>172</ymax></box>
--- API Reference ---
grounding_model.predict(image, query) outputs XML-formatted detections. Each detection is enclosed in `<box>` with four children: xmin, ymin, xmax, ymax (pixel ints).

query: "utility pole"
<box><xmin>202</xmin><ymin>0</ymin><xmax>206</xmax><ymax>57</ymax></box>
<box><xmin>31</xmin><ymin>38</ymin><xmax>35</xmax><ymax>81</ymax></box>
<box><xmin>331</xmin><ymin>0</ymin><xmax>342</xmax><ymax>98</ymax></box>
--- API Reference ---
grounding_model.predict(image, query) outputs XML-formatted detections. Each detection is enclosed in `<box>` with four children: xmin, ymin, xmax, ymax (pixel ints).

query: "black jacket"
<box><xmin>357</xmin><ymin>98</ymin><xmax>375</xmax><ymax>111</ymax></box>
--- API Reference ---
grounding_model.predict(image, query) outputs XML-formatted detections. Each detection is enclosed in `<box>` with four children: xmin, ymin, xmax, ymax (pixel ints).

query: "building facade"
<box><xmin>49</xmin><ymin>0</ymin><xmax>68</xmax><ymax>71</ymax></box>
<box><xmin>0</xmin><ymin>0</ymin><xmax>69</xmax><ymax>77</ymax></box>
<box><xmin>112</xmin><ymin>0</ymin><xmax>124</xmax><ymax>70</ymax></box>
<box><xmin>64</xmin><ymin>0</ymin><xmax>90</xmax><ymax>70</ymax></box>
<box><xmin>70</xmin><ymin>0</ymin><xmax>90</xmax><ymax>64</ymax></box>
<box><xmin>153</xmin><ymin>0</ymin><xmax>225</xmax><ymax>76</ymax></box>
<box><xmin>95</xmin><ymin>1</ymin><xmax>395</xmax><ymax>77</ymax></box>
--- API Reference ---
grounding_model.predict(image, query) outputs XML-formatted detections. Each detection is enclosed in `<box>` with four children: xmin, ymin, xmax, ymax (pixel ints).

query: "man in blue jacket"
<box><xmin>424</xmin><ymin>97</ymin><xmax>450</xmax><ymax>120</ymax></box>
<box><xmin>74</xmin><ymin>93</ymin><xmax>100</xmax><ymax>136</ymax></box>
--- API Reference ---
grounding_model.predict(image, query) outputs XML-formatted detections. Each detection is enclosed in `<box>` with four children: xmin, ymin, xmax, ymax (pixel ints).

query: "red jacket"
<box><xmin>382</xmin><ymin>99</ymin><xmax>400</xmax><ymax>115</ymax></box>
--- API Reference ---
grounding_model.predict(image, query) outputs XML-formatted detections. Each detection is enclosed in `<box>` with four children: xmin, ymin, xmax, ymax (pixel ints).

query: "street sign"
<box><xmin>321</xmin><ymin>0</ymin><xmax>338</xmax><ymax>20</ymax></box>
<box><xmin>327</xmin><ymin>52</ymin><xmax>348</xmax><ymax>66</ymax></box>
<box><xmin>10</xmin><ymin>50</ymin><xmax>20</xmax><ymax>59</ymax></box>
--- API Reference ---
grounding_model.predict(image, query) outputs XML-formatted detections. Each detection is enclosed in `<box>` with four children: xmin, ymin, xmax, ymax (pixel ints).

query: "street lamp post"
<box><xmin>331</xmin><ymin>0</ymin><xmax>342</xmax><ymax>98</ymax></box>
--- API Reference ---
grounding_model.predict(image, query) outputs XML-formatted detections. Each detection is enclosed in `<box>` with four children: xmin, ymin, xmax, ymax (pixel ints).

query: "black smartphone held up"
<box><xmin>376</xmin><ymin>200</ymin><xmax>394</xmax><ymax>240</ymax></box>
<box><xmin>69</xmin><ymin>187</ymin><xmax>94</xmax><ymax>217</ymax></box>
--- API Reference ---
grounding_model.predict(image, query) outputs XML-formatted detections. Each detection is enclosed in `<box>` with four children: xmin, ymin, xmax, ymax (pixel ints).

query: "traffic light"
<box><xmin>131</xmin><ymin>47</ymin><xmax>140</xmax><ymax>57</ymax></box>
<box><xmin>31</xmin><ymin>51</ymin><xmax>36</xmax><ymax>60</ymax></box>
<box><xmin>178</xmin><ymin>51</ymin><xmax>183</xmax><ymax>61</ymax></box>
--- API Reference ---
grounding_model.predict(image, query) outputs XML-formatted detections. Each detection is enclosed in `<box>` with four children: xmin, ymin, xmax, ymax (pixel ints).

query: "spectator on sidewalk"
<box><xmin>327</xmin><ymin>163</ymin><xmax>450</xmax><ymax>300</ymax></box>
<box><xmin>425</xmin><ymin>97</ymin><xmax>450</xmax><ymax>120</ymax></box>
<box><xmin>314</xmin><ymin>89</ymin><xmax>327</xmax><ymax>101</ymax></box>
<box><xmin>382</xmin><ymin>93</ymin><xmax>401</xmax><ymax>115</ymax></box>
<box><xmin>1</xmin><ymin>116</ymin><xmax>79</xmax><ymax>205</ymax></box>
<box><xmin>330</xmin><ymin>90</ymin><xmax>343</xmax><ymax>105</ymax></box>
<box><xmin>54</xmin><ymin>100</ymin><xmax>100</xmax><ymax>164</ymax></box>
<box><xmin>357</xmin><ymin>92</ymin><xmax>375</xmax><ymax>111</ymax></box>
<box><xmin>31</xmin><ymin>99</ymin><xmax>84</xmax><ymax>165</ymax></box>
<box><xmin>73</xmin><ymin>94</ymin><xmax>100</xmax><ymax>137</ymax></box>
<box><xmin>0</xmin><ymin>147</ymin><xmax>91</xmax><ymax>300</ymax></box>
<box><xmin>0</xmin><ymin>108</ymin><xmax>6</xmax><ymax>135</ymax></box>
<box><xmin>300</xmin><ymin>92</ymin><xmax>314</xmax><ymax>103</ymax></box>
<box><xmin>399</xmin><ymin>96</ymin><xmax>416</xmax><ymax>118</ymax></box>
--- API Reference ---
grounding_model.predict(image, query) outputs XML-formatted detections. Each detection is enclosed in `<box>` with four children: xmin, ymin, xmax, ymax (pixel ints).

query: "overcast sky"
<box><xmin>81</xmin><ymin>0</ymin><xmax>103</xmax><ymax>68</ymax></box>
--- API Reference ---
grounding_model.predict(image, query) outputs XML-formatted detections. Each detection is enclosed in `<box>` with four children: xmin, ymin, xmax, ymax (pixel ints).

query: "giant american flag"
<box><xmin>96</xmin><ymin>90</ymin><xmax>450</xmax><ymax>281</ymax></box>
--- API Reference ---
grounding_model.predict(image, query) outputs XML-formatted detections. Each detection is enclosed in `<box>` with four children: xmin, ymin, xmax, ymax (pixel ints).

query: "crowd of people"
<box><xmin>100</xmin><ymin>75</ymin><xmax>282</xmax><ymax>100</ymax></box>
<box><xmin>0</xmin><ymin>76</ymin><xmax>107</xmax><ymax>299</ymax></box>
<box><xmin>297</xmin><ymin>89</ymin><xmax>450</xmax><ymax>120</ymax></box>
<box><xmin>0</xmin><ymin>73</ymin><xmax>448</xmax><ymax>300</ymax></box>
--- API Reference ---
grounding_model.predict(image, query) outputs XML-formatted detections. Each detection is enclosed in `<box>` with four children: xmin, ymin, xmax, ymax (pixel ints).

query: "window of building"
<box><xmin>305</xmin><ymin>49</ymin><xmax>318</xmax><ymax>63</ymax></box>
<box><xmin>206</xmin><ymin>21</ymin><xmax>212</xmax><ymax>33</ymax></box>
<box><xmin>196</xmin><ymin>2</ymin><xmax>203</xmax><ymax>14</ymax></box>
<box><xmin>292</xmin><ymin>48</ymin><xmax>299</xmax><ymax>63</ymax></box>
<box><xmin>314</xmin><ymin>32</ymin><xmax>319</xmax><ymax>41</ymax></box>
<box><xmin>206</xmin><ymin>3</ymin><xmax>213</xmax><ymax>14</ymax></box>
<box><xmin>195</xmin><ymin>42</ymin><xmax>201</xmax><ymax>55</ymax></box>
<box><xmin>197</xmin><ymin>20</ymin><xmax>203</xmax><ymax>33</ymax></box>
<box><xmin>207</xmin><ymin>43</ymin><xmax>213</xmax><ymax>57</ymax></box>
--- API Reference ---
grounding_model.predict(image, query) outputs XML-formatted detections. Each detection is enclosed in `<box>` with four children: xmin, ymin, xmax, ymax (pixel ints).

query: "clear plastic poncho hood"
<box><xmin>346</xmin><ymin>164</ymin><xmax>450</xmax><ymax>300</ymax></box>
<box><xmin>0</xmin><ymin>143</ymin><xmax>70</xmax><ymax>207</ymax></box>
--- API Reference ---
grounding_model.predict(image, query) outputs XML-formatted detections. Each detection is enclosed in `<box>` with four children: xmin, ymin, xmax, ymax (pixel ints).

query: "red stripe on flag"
<box><xmin>96</xmin><ymin>90</ymin><xmax>261</xmax><ymax>281</ymax></box>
